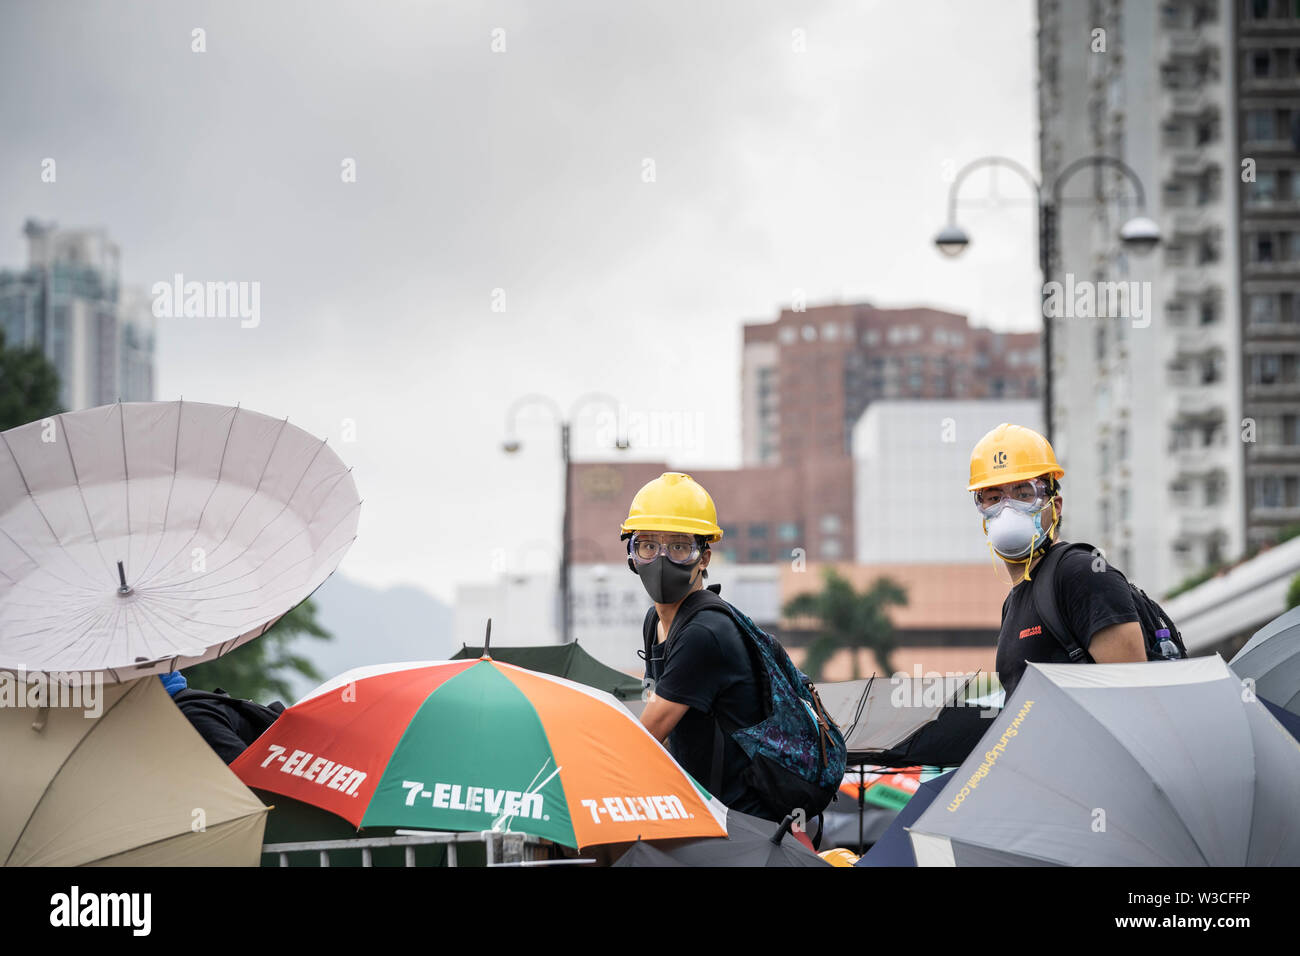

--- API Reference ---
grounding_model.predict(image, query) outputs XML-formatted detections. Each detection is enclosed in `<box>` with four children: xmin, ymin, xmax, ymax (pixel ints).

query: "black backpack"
<box><xmin>1029</xmin><ymin>541</ymin><xmax>1188</xmax><ymax>664</ymax></box>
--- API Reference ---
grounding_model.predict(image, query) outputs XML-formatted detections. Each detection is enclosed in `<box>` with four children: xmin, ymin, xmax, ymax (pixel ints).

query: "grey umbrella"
<box><xmin>612</xmin><ymin>810</ymin><xmax>830</xmax><ymax>867</ymax></box>
<box><xmin>1230</xmin><ymin>605</ymin><xmax>1300</xmax><ymax>717</ymax></box>
<box><xmin>908</xmin><ymin>656</ymin><xmax>1300</xmax><ymax>866</ymax></box>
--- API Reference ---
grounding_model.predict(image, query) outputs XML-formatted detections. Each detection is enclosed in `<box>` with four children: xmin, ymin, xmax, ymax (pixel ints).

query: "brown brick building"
<box><xmin>570</xmin><ymin>456</ymin><xmax>855</xmax><ymax>567</ymax></box>
<box><xmin>741</xmin><ymin>303</ymin><xmax>1040</xmax><ymax>466</ymax></box>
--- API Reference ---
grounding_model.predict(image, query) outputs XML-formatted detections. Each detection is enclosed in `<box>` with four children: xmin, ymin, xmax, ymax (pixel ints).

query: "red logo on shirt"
<box><xmin>1019</xmin><ymin>625</ymin><xmax>1042</xmax><ymax>639</ymax></box>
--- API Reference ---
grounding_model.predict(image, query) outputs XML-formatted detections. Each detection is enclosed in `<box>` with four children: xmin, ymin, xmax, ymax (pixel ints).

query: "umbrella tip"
<box><xmin>481</xmin><ymin>618</ymin><xmax>492</xmax><ymax>659</ymax></box>
<box><xmin>771</xmin><ymin>813</ymin><xmax>796</xmax><ymax>845</ymax></box>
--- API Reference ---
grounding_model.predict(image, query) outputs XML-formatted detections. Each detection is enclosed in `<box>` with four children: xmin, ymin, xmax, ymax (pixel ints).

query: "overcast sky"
<box><xmin>1</xmin><ymin>0</ymin><xmax>1037</xmax><ymax>602</ymax></box>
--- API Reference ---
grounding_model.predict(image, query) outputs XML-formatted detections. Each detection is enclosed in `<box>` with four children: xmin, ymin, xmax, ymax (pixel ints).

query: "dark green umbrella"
<box><xmin>452</xmin><ymin>641</ymin><xmax>642</xmax><ymax>701</ymax></box>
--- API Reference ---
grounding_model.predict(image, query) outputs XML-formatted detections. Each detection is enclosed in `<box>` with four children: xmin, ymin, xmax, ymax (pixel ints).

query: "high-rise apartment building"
<box><xmin>1036</xmin><ymin>0</ymin><xmax>1294</xmax><ymax>595</ymax></box>
<box><xmin>1235</xmin><ymin>0</ymin><xmax>1300</xmax><ymax>549</ymax></box>
<box><xmin>0</xmin><ymin>219</ymin><xmax>156</xmax><ymax>411</ymax></box>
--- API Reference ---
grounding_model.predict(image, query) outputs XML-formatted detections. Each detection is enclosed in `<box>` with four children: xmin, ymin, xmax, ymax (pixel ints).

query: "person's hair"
<box><xmin>696</xmin><ymin>535</ymin><xmax>710</xmax><ymax>579</ymax></box>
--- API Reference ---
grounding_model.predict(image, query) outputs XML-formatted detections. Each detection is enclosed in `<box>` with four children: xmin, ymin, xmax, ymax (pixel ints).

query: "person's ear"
<box><xmin>700</xmin><ymin>546</ymin><xmax>712</xmax><ymax>568</ymax></box>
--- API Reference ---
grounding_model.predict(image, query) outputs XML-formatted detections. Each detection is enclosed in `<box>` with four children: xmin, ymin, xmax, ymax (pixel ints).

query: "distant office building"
<box><xmin>453</xmin><ymin>573</ymin><xmax>560</xmax><ymax>649</ymax></box>
<box><xmin>741</xmin><ymin>303</ymin><xmax>1040</xmax><ymax>466</ymax></box>
<box><xmin>0</xmin><ymin>219</ymin><xmax>155</xmax><ymax>410</ymax></box>
<box><xmin>852</xmin><ymin>400</ymin><xmax>1044</xmax><ymax>564</ymax></box>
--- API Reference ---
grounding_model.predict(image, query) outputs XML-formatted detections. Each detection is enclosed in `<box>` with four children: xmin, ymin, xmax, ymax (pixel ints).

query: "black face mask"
<box><xmin>635</xmin><ymin>556</ymin><xmax>701</xmax><ymax>604</ymax></box>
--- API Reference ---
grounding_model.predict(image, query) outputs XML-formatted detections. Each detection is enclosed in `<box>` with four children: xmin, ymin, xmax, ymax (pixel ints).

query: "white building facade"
<box><xmin>852</xmin><ymin>400</ymin><xmax>1043</xmax><ymax>564</ymax></box>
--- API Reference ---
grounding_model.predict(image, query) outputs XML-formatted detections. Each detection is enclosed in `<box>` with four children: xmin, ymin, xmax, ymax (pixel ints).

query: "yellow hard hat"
<box><xmin>968</xmin><ymin>423</ymin><xmax>1064</xmax><ymax>491</ymax></box>
<box><xmin>620</xmin><ymin>472</ymin><xmax>723</xmax><ymax>541</ymax></box>
<box><xmin>819</xmin><ymin>847</ymin><xmax>860</xmax><ymax>867</ymax></box>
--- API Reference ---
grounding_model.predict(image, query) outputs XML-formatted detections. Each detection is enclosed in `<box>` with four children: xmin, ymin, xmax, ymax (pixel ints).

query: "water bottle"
<box><xmin>1156</xmin><ymin>628</ymin><xmax>1179</xmax><ymax>660</ymax></box>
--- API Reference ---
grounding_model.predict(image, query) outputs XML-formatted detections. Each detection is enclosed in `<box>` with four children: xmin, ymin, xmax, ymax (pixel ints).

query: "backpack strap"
<box><xmin>645</xmin><ymin>584</ymin><xmax>745</xmax><ymax>799</ymax></box>
<box><xmin>1028</xmin><ymin>541</ymin><xmax>1095</xmax><ymax>664</ymax></box>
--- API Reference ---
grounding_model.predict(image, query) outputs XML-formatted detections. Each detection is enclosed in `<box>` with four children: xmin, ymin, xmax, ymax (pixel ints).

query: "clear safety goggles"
<box><xmin>628</xmin><ymin>531</ymin><xmax>702</xmax><ymax>566</ymax></box>
<box><xmin>972</xmin><ymin>477</ymin><xmax>1052</xmax><ymax>518</ymax></box>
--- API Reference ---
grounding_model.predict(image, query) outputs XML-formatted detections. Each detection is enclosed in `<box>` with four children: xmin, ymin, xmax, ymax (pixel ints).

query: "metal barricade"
<box><xmin>261</xmin><ymin>829</ymin><xmax>545</xmax><ymax>867</ymax></box>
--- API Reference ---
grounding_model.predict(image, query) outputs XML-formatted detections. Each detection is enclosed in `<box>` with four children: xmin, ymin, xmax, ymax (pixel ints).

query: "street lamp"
<box><xmin>934</xmin><ymin>154</ymin><xmax>1161</xmax><ymax>442</ymax></box>
<box><xmin>501</xmin><ymin>393</ymin><xmax>629</xmax><ymax>643</ymax></box>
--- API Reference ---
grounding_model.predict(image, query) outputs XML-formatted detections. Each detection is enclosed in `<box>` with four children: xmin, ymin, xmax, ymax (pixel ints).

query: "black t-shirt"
<box><xmin>995</xmin><ymin>542</ymin><xmax>1141</xmax><ymax>697</ymax></box>
<box><xmin>644</xmin><ymin>602</ymin><xmax>771</xmax><ymax>819</ymax></box>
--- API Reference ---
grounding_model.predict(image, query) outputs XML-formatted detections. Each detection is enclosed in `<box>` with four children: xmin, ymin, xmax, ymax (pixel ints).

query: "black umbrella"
<box><xmin>613</xmin><ymin>810</ymin><xmax>830</xmax><ymax>867</ymax></box>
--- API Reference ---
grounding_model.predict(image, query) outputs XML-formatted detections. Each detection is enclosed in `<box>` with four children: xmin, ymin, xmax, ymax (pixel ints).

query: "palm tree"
<box><xmin>783</xmin><ymin>567</ymin><xmax>907</xmax><ymax>680</ymax></box>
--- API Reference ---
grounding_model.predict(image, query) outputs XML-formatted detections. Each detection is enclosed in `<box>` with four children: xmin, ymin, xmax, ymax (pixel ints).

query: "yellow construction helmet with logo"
<box><xmin>968</xmin><ymin>423</ymin><xmax>1064</xmax><ymax>491</ymax></box>
<box><xmin>620</xmin><ymin>472</ymin><xmax>723</xmax><ymax>541</ymax></box>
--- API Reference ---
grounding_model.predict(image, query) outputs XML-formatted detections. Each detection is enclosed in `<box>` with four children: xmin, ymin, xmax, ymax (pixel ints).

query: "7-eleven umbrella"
<box><xmin>231</xmin><ymin>657</ymin><xmax>729</xmax><ymax>849</ymax></box>
<box><xmin>0</xmin><ymin>400</ymin><xmax>360</xmax><ymax>682</ymax></box>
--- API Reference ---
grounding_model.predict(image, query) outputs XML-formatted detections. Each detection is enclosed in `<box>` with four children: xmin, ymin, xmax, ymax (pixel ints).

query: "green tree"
<box><xmin>783</xmin><ymin>567</ymin><xmax>907</xmax><ymax>680</ymax></box>
<box><xmin>0</xmin><ymin>329</ymin><xmax>61</xmax><ymax>429</ymax></box>
<box><xmin>184</xmin><ymin>598</ymin><xmax>332</xmax><ymax>702</ymax></box>
<box><xmin>1287</xmin><ymin>572</ymin><xmax>1300</xmax><ymax>612</ymax></box>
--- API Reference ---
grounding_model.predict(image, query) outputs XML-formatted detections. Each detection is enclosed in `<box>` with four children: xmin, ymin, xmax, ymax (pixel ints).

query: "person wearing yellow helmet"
<box><xmin>621</xmin><ymin>473</ymin><xmax>773</xmax><ymax>820</ymax></box>
<box><xmin>970</xmin><ymin>424</ymin><xmax>1148</xmax><ymax>697</ymax></box>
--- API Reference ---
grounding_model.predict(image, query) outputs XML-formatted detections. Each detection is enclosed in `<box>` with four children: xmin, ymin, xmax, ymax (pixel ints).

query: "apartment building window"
<box><xmin>820</xmin><ymin>539</ymin><xmax>842</xmax><ymax>559</ymax></box>
<box><xmin>1254</xmin><ymin>50</ymin><xmax>1272</xmax><ymax>78</ymax></box>
<box><xmin>1256</xmin><ymin>234</ymin><xmax>1275</xmax><ymax>263</ymax></box>
<box><xmin>748</xmin><ymin>547</ymin><xmax>770</xmax><ymax>562</ymax></box>
<box><xmin>778</xmin><ymin>521</ymin><xmax>799</xmax><ymax>542</ymax></box>
<box><xmin>820</xmin><ymin>514</ymin><xmax>841</xmax><ymax>534</ymax></box>
<box><xmin>1250</xmin><ymin>353</ymin><xmax>1281</xmax><ymax>384</ymax></box>
<box><xmin>1253</xmin><ymin>476</ymin><xmax>1300</xmax><ymax>509</ymax></box>
<box><xmin>1200</xmin><ymin>298</ymin><xmax>1218</xmax><ymax>325</ymax></box>
<box><xmin>1171</xmin><ymin>479</ymin><xmax>1193</xmax><ymax>506</ymax></box>
<box><xmin>1263</xmin><ymin>414</ymin><xmax>1300</xmax><ymax>445</ymax></box>
<box><xmin>1249</xmin><ymin>294</ymin><xmax>1277</xmax><ymax>326</ymax></box>
<box><xmin>1206</xmin><ymin>473</ymin><xmax>1225</xmax><ymax>506</ymax></box>
<box><xmin>748</xmin><ymin>523</ymin><xmax>769</xmax><ymax>539</ymax></box>
<box><xmin>802</xmin><ymin>325</ymin><xmax>817</xmax><ymax>342</ymax></box>
<box><xmin>779</xmin><ymin>327</ymin><xmax>796</xmax><ymax>345</ymax></box>
<box><xmin>1247</xmin><ymin>110</ymin><xmax>1276</xmax><ymax>141</ymax></box>
<box><xmin>1200</xmin><ymin>353</ymin><xmax>1222</xmax><ymax>385</ymax></box>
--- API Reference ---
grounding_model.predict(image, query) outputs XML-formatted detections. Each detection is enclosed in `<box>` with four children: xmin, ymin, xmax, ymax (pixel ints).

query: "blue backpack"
<box><xmin>642</xmin><ymin>585</ymin><xmax>848</xmax><ymax>823</ymax></box>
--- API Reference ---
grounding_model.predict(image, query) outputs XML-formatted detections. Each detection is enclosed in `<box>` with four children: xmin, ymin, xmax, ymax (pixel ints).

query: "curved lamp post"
<box><xmin>502</xmin><ymin>393</ymin><xmax>628</xmax><ymax>642</ymax></box>
<box><xmin>934</xmin><ymin>154</ymin><xmax>1161</xmax><ymax>442</ymax></box>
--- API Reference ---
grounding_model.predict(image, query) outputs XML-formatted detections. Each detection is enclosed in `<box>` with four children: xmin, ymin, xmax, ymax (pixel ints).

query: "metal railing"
<box><xmin>262</xmin><ymin>829</ymin><xmax>546</xmax><ymax>867</ymax></box>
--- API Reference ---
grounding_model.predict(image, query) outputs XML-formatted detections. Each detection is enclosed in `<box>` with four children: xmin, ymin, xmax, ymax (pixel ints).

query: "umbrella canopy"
<box><xmin>856</xmin><ymin>770</ymin><xmax>955</xmax><ymax>867</ymax></box>
<box><xmin>230</xmin><ymin>657</ymin><xmax>728</xmax><ymax>849</ymax></box>
<box><xmin>1230</xmin><ymin>605</ymin><xmax>1300</xmax><ymax>717</ymax></box>
<box><xmin>861</xmin><ymin>698</ymin><xmax>1000</xmax><ymax>769</ymax></box>
<box><xmin>612</xmin><ymin>809</ymin><xmax>830</xmax><ymax>867</ymax></box>
<box><xmin>817</xmin><ymin>674</ymin><xmax>997</xmax><ymax>767</ymax></box>
<box><xmin>0</xmin><ymin>400</ymin><xmax>360</xmax><ymax>682</ymax></box>
<box><xmin>908</xmin><ymin>657</ymin><xmax>1300</xmax><ymax>866</ymax></box>
<box><xmin>452</xmin><ymin>641</ymin><xmax>642</xmax><ymax>701</ymax></box>
<box><xmin>2</xmin><ymin>674</ymin><xmax>268</xmax><ymax>865</ymax></box>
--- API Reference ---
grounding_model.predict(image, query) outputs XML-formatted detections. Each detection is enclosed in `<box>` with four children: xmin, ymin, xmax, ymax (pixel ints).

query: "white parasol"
<box><xmin>0</xmin><ymin>400</ymin><xmax>360</xmax><ymax>682</ymax></box>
